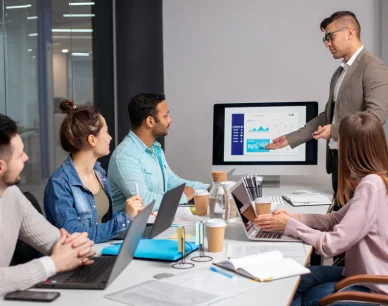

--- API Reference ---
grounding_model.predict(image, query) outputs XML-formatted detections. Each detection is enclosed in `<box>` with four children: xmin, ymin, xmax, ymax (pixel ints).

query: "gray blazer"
<box><xmin>286</xmin><ymin>48</ymin><xmax>388</xmax><ymax>173</ymax></box>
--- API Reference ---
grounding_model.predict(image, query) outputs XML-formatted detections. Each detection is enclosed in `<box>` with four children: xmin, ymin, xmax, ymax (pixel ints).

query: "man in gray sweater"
<box><xmin>0</xmin><ymin>114</ymin><xmax>96</xmax><ymax>296</ymax></box>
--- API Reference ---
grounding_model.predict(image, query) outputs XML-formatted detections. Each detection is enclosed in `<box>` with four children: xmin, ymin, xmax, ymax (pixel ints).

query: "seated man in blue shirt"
<box><xmin>108</xmin><ymin>93</ymin><xmax>210</xmax><ymax>211</ymax></box>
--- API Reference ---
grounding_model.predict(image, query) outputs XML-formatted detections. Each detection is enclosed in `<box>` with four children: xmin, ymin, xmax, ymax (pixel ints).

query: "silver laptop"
<box><xmin>230</xmin><ymin>180</ymin><xmax>300</xmax><ymax>242</ymax></box>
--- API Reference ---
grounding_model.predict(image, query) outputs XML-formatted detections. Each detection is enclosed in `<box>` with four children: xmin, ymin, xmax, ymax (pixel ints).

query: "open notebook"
<box><xmin>282</xmin><ymin>194</ymin><xmax>332</xmax><ymax>206</ymax></box>
<box><xmin>213</xmin><ymin>250</ymin><xmax>310</xmax><ymax>282</ymax></box>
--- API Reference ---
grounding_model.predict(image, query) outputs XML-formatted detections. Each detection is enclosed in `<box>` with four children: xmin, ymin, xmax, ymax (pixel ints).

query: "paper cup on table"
<box><xmin>194</xmin><ymin>189</ymin><xmax>209</xmax><ymax>216</ymax></box>
<box><xmin>206</xmin><ymin>219</ymin><xmax>226</xmax><ymax>252</ymax></box>
<box><xmin>254</xmin><ymin>197</ymin><xmax>271</xmax><ymax>215</ymax></box>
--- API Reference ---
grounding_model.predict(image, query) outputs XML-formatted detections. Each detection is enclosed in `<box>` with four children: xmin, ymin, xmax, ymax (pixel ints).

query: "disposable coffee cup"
<box><xmin>254</xmin><ymin>197</ymin><xmax>271</xmax><ymax>215</ymax></box>
<box><xmin>194</xmin><ymin>189</ymin><xmax>209</xmax><ymax>216</ymax></box>
<box><xmin>206</xmin><ymin>219</ymin><xmax>227</xmax><ymax>252</ymax></box>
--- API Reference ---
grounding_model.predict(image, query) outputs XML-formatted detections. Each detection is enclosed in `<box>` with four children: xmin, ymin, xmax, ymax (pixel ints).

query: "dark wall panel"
<box><xmin>93</xmin><ymin>0</ymin><xmax>115</xmax><ymax>170</ymax></box>
<box><xmin>115</xmin><ymin>0</ymin><xmax>164</xmax><ymax>145</ymax></box>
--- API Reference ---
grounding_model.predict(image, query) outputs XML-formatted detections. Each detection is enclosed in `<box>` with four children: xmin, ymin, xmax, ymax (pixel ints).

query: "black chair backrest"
<box><xmin>10</xmin><ymin>192</ymin><xmax>43</xmax><ymax>266</ymax></box>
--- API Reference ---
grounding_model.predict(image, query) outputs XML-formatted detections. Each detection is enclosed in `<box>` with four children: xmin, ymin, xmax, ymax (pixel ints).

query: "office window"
<box><xmin>51</xmin><ymin>0</ymin><xmax>95</xmax><ymax>167</ymax></box>
<box><xmin>0</xmin><ymin>0</ymin><xmax>42</xmax><ymax>188</ymax></box>
<box><xmin>0</xmin><ymin>0</ymin><xmax>96</xmax><ymax>199</ymax></box>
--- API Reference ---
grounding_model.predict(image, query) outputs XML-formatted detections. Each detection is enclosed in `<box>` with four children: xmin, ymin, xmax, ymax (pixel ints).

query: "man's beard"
<box><xmin>4</xmin><ymin>173</ymin><xmax>21</xmax><ymax>187</ymax></box>
<box><xmin>152</xmin><ymin>128</ymin><xmax>168</xmax><ymax>138</ymax></box>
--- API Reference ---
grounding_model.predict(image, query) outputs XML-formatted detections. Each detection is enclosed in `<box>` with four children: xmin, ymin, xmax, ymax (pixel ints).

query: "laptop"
<box><xmin>141</xmin><ymin>183</ymin><xmax>185</xmax><ymax>239</ymax></box>
<box><xmin>35</xmin><ymin>201</ymin><xmax>155</xmax><ymax>290</ymax></box>
<box><xmin>230</xmin><ymin>180</ymin><xmax>300</xmax><ymax>242</ymax></box>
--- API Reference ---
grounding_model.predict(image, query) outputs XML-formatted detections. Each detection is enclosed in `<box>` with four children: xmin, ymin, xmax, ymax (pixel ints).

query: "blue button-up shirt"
<box><xmin>44</xmin><ymin>156</ymin><xmax>130</xmax><ymax>243</ymax></box>
<box><xmin>108</xmin><ymin>131</ymin><xmax>210</xmax><ymax>211</ymax></box>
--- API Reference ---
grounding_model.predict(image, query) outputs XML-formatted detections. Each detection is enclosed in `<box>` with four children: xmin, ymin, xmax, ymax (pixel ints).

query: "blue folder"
<box><xmin>101</xmin><ymin>239</ymin><xmax>200</xmax><ymax>261</ymax></box>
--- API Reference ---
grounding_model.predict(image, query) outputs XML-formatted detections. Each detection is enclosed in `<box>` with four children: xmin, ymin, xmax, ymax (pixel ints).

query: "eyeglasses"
<box><xmin>322</xmin><ymin>27</ymin><xmax>348</xmax><ymax>46</ymax></box>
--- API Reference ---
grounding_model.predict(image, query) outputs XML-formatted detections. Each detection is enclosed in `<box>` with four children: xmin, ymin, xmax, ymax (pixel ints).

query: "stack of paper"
<box><xmin>147</xmin><ymin>207</ymin><xmax>201</xmax><ymax>225</ymax></box>
<box><xmin>105</xmin><ymin>268</ymin><xmax>262</xmax><ymax>306</ymax></box>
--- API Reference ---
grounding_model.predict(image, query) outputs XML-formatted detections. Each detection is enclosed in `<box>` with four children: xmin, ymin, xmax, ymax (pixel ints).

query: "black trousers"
<box><xmin>330</xmin><ymin>149</ymin><xmax>341</xmax><ymax>211</ymax></box>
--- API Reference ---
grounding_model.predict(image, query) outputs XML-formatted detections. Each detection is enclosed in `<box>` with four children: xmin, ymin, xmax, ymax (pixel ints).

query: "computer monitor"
<box><xmin>212</xmin><ymin>102</ymin><xmax>318</xmax><ymax>183</ymax></box>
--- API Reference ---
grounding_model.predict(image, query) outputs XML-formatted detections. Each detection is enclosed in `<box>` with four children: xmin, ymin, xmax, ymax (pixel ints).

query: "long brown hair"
<box><xmin>59</xmin><ymin>100</ymin><xmax>103</xmax><ymax>153</ymax></box>
<box><xmin>338</xmin><ymin>112</ymin><xmax>388</xmax><ymax>205</ymax></box>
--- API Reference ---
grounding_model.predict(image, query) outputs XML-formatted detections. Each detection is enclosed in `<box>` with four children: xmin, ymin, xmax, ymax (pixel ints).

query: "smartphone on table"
<box><xmin>4</xmin><ymin>290</ymin><xmax>60</xmax><ymax>302</ymax></box>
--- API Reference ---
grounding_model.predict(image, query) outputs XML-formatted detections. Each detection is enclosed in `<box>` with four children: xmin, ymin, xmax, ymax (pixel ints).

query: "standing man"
<box><xmin>266</xmin><ymin>11</ymin><xmax>388</xmax><ymax>207</ymax></box>
<box><xmin>108</xmin><ymin>93</ymin><xmax>210</xmax><ymax>212</ymax></box>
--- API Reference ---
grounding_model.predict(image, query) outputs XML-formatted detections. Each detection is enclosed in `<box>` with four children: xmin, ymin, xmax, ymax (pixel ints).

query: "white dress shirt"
<box><xmin>329</xmin><ymin>45</ymin><xmax>364</xmax><ymax>149</ymax></box>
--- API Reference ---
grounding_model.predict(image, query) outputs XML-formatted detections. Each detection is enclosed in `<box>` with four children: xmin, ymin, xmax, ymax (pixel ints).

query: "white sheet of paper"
<box><xmin>147</xmin><ymin>212</ymin><xmax>158</xmax><ymax>224</ymax></box>
<box><xmin>105</xmin><ymin>280</ymin><xmax>219</xmax><ymax>306</ymax></box>
<box><xmin>225</xmin><ymin>242</ymin><xmax>306</xmax><ymax>259</ymax></box>
<box><xmin>174</xmin><ymin>207</ymin><xmax>202</xmax><ymax>223</ymax></box>
<box><xmin>162</xmin><ymin>268</ymin><xmax>262</xmax><ymax>298</ymax></box>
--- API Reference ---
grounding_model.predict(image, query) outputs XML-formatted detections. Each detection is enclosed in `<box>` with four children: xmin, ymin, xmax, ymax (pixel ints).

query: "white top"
<box><xmin>329</xmin><ymin>45</ymin><xmax>364</xmax><ymax>149</ymax></box>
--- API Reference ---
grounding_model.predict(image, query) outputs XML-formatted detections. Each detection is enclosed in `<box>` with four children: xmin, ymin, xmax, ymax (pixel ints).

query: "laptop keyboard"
<box><xmin>64</xmin><ymin>257</ymin><xmax>115</xmax><ymax>284</ymax></box>
<box><xmin>256</xmin><ymin>230</ymin><xmax>283</xmax><ymax>239</ymax></box>
<box><xmin>141</xmin><ymin>225</ymin><xmax>152</xmax><ymax>239</ymax></box>
<box><xmin>268</xmin><ymin>195</ymin><xmax>285</xmax><ymax>206</ymax></box>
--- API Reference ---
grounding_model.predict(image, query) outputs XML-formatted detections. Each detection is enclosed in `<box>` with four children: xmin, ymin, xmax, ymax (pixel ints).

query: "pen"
<box><xmin>210</xmin><ymin>266</ymin><xmax>233</xmax><ymax>278</ymax></box>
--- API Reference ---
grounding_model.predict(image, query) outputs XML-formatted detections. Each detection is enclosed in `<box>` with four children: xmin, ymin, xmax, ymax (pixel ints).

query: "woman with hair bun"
<box><xmin>44</xmin><ymin>100</ymin><xmax>146</xmax><ymax>243</ymax></box>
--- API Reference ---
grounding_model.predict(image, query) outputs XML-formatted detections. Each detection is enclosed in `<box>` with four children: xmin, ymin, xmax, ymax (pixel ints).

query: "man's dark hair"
<box><xmin>128</xmin><ymin>93</ymin><xmax>166</xmax><ymax>129</ymax></box>
<box><xmin>320</xmin><ymin>11</ymin><xmax>361</xmax><ymax>39</ymax></box>
<box><xmin>0</xmin><ymin>114</ymin><xmax>18</xmax><ymax>157</ymax></box>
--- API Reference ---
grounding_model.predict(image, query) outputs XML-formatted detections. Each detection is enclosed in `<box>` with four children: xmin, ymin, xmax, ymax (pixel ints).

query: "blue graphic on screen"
<box><xmin>249</xmin><ymin>126</ymin><xmax>269</xmax><ymax>132</ymax></box>
<box><xmin>231</xmin><ymin>114</ymin><xmax>244</xmax><ymax>155</ymax></box>
<box><xmin>246</xmin><ymin>139</ymin><xmax>270</xmax><ymax>152</ymax></box>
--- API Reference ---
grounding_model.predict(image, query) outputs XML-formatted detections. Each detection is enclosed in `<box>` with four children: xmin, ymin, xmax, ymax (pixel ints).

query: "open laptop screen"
<box><xmin>231</xmin><ymin>181</ymin><xmax>256</xmax><ymax>232</ymax></box>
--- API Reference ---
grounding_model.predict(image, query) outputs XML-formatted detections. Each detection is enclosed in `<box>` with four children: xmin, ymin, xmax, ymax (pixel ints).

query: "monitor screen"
<box><xmin>213</xmin><ymin>102</ymin><xmax>318</xmax><ymax>165</ymax></box>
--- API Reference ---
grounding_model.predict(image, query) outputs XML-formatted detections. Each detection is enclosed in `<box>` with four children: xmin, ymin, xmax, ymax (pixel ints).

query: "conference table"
<box><xmin>0</xmin><ymin>175</ymin><xmax>333</xmax><ymax>306</ymax></box>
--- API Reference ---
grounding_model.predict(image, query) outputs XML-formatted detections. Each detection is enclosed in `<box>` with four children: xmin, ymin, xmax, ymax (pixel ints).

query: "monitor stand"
<box><xmin>262</xmin><ymin>176</ymin><xmax>280</xmax><ymax>188</ymax></box>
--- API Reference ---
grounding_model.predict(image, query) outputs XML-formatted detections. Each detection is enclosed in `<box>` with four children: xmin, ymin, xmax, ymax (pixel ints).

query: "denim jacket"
<box><xmin>44</xmin><ymin>156</ymin><xmax>130</xmax><ymax>244</ymax></box>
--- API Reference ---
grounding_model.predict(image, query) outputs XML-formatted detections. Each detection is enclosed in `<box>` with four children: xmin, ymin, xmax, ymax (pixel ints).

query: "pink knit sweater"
<box><xmin>285</xmin><ymin>174</ymin><xmax>388</xmax><ymax>294</ymax></box>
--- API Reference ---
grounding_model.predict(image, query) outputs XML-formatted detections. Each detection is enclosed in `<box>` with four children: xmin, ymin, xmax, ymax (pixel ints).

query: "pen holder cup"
<box><xmin>246</xmin><ymin>186</ymin><xmax>262</xmax><ymax>201</ymax></box>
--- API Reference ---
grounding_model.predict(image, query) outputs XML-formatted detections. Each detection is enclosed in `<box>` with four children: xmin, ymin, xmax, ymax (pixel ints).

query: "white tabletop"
<box><xmin>0</xmin><ymin>177</ymin><xmax>332</xmax><ymax>306</ymax></box>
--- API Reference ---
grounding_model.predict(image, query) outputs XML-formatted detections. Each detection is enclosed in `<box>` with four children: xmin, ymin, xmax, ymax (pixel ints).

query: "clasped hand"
<box><xmin>51</xmin><ymin>228</ymin><xmax>96</xmax><ymax>273</ymax></box>
<box><xmin>253</xmin><ymin>209</ymin><xmax>300</xmax><ymax>232</ymax></box>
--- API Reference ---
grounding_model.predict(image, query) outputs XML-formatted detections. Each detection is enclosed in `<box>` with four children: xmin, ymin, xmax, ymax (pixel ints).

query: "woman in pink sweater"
<box><xmin>255</xmin><ymin>112</ymin><xmax>388</xmax><ymax>306</ymax></box>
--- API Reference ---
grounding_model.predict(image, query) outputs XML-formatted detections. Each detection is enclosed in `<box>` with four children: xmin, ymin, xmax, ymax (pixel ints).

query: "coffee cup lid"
<box><xmin>194</xmin><ymin>189</ymin><xmax>209</xmax><ymax>196</ymax></box>
<box><xmin>254</xmin><ymin>197</ymin><xmax>272</xmax><ymax>204</ymax></box>
<box><xmin>206</xmin><ymin>218</ymin><xmax>227</xmax><ymax>228</ymax></box>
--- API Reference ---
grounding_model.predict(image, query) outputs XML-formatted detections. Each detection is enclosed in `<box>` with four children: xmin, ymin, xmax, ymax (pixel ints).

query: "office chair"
<box><xmin>319</xmin><ymin>275</ymin><xmax>388</xmax><ymax>305</ymax></box>
<box><xmin>10</xmin><ymin>192</ymin><xmax>43</xmax><ymax>266</ymax></box>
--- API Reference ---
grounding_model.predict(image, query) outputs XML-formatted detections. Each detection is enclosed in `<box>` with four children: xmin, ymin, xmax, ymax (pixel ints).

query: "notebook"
<box><xmin>213</xmin><ymin>250</ymin><xmax>310</xmax><ymax>282</ymax></box>
<box><xmin>102</xmin><ymin>239</ymin><xmax>200</xmax><ymax>261</ymax></box>
<box><xmin>282</xmin><ymin>194</ymin><xmax>332</xmax><ymax>206</ymax></box>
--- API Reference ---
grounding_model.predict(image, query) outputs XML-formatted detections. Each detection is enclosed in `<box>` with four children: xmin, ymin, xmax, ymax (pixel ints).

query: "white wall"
<box><xmin>163</xmin><ymin>0</ymin><xmax>381</xmax><ymax>183</ymax></box>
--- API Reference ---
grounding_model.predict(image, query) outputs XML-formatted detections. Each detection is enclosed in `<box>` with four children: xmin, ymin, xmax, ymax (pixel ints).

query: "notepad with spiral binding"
<box><xmin>101</xmin><ymin>239</ymin><xmax>200</xmax><ymax>262</ymax></box>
